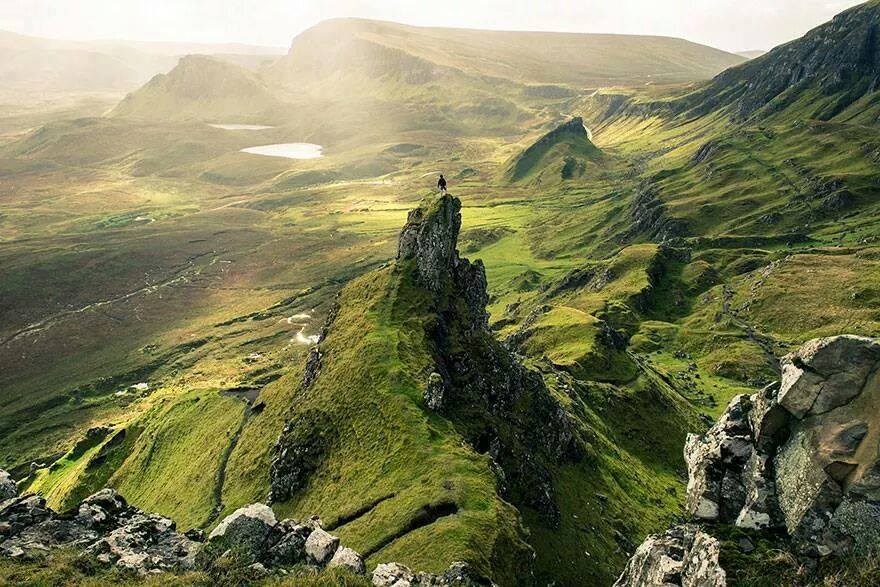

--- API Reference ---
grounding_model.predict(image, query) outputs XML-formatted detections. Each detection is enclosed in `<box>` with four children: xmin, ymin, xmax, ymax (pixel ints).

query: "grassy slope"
<box><xmin>271</xmin><ymin>265</ymin><xmax>532</xmax><ymax>583</ymax></box>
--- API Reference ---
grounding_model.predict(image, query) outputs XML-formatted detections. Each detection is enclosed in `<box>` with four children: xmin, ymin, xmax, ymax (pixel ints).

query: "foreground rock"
<box><xmin>685</xmin><ymin>335</ymin><xmax>880</xmax><ymax>558</ymax></box>
<box><xmin>620</xmin><ymin>335</ymin><xmax>880</xmax><ymax>585</ymax></box>
<box><xmin>613</xmin><ymin>525</ymin><xmax>725</xmax><ymax>587</ymax></box>
<box><xmin>0</xmin><ymin>488</ymin><xmax>199</xmax><ymax>574</ymax></box>
<box><xmin>0</xmin><ymin>487</ymin><xmax>371</xmax><ymax>580</ymax></box>
<box><xmin>371</xmin><ymin>560</ymin><xmax>488</xmax><ymax>586</ymax></box>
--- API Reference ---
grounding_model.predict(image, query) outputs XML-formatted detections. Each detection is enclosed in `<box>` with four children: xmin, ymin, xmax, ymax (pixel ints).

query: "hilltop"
<box><xmin>0</xmin><ymin>29</ymin><xmax>284</xmax><ymax>99</ymax></box>
<box><xmin>110</xmin><ymin>55</ymin><xmax>284</xmax><ymax>121</ymax></box>
<box><xmin>677</xmin><ymin>0</ymin><xmax>880</xmax><ymax>122</ymax></box>
<box><xmin>272</xmin><ymin>18</ymin><xmax>745</xmax><ymax>88</ymax></box>
<box><xmin>506</xmin><ymin>117</ymin><xmax>603</xmax><ymax>184</ymax></box>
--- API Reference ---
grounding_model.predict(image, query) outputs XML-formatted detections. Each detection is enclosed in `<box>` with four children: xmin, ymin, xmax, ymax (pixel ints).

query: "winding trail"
<box><xmin>0</xmin><ymin>254</ymin><xmax>220</xmax><ymax>348</ymax></box>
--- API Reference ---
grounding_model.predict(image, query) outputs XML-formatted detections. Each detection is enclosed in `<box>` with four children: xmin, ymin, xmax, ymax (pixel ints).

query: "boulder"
<box><xmin>327</xmin><ymin>546</ymin><xmax>365</xmax><ymax>575</ymax></box>
<box><xmin>371</xmin><ymin>561</ymin><xmax>486</xmax><ymax>587</ymax></box>
<box><xmin>304</xmin><ymin>527</ymin><xmax>339</xmax><ymax>565</ymax></box>
<box><xmin>0</xmin><ymin>494</ymin><xmax>53</xmax><ymax>538</ymax></box>
<box><xmin>424</xmin><ymin>372</ymin><xmax>447</xmax><ymax>411</ymax></box>
<box><xmin>0</xmin><ymin>489</ymin><xmax>200</xmax><ymax>574</ymax></box>
<box><xmin>777</xmin><ymin>336</ymin><xmax>880</xmax><ymax>418</ymax></box>
<box><xmin>87</xmin><ymin>511</ymin><xmax>201</xmax><ymax>573</ymax></box>
<box><xmin>267</xmin><ymin>519</ymin><xmax>312</xmax><ymax>565</ymax></box>
<box><xmin>613</xmin><ymin>525</ymin><xmax>726</xmax><ymax>587</ymax></box>
<box><xmin>684</xmin><ymin>394</ymin><xmax>756</xmax><ymax>523</ymax></box>
<box><xmin>0</xmin><ymin>470</ymin><xmax>16</xmax><ymax>501</ymax></box>
<box><xmin>773</xmin><ymin>335</ymin><xmax>880</xmax><ymax>556</ymax></box>
<box><xmin>208</xmin><ymin>503</ymin><xmax>279</xmax><ymax>559</ymax></box>
<box><xmin>373</xmin><ymin>562</ymin><xmax>416</xmax><ymax>587</ymax></box>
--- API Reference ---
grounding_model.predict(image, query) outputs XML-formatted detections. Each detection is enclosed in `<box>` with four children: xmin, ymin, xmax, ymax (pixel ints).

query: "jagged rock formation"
<box><xmin>0</xmin><ymin>485</ymin><xmax>199</xmax><ymax>574</ymax></box>
<box><xmin>625</xmin><ymin>182</ymin><xmax>688</xmax><ymax>243</ymax></box>
<box><xmin>397</xmin><ymin>195</ymin><xmax>581</xmax><ymax>525</ymax></box>
<box><xmin>685</xmin><ymin>335</ymin><xmax>880</xmax><ymax>558</ymax></box>
<box><xmin>620</xmin><ymin>335</ymin><xmax>880</xmax><ymax>585</ymax></box>
<box><xmin>271</xmin><ymin>195</ymin><xmax>580</xmax><ymax>532</ymax></box>
<box><xmin>612</xmin><ymin>525</ymin><xmax>725</xmax><ymax>587</ymax></box>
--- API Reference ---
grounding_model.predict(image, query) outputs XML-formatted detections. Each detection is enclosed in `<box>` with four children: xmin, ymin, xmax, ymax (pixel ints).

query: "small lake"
<box><xmin>240</xmin><ymin>143</ymin><xmax>323</xmax><ymax>160</ymax></box>
<box><xmin>208</xmin><ymin>123</ymin><xmax>274</xmax><ymax>130</ymax></box>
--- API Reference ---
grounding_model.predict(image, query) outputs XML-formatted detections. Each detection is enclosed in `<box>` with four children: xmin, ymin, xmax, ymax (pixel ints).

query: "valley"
<box><xmin>1</xmin><ymin>3</ymin><xmax>880</xmax><ymax>586</ymax></box>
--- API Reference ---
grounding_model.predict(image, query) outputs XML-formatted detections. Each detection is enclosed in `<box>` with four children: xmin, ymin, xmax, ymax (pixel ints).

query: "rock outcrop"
<box><xmin>621</xmin><ymin>335</ymin><xmax>880</xmax><ymax>585</ymax></box>
<box><xmin>0</xmin><ymin>487</ymin><xmax>199</xmax><ymax>574</ymax></box>
<box><xmin>371</xmin><ymin>560</ymin><xmax>488</xmax><ymax>586</ymax></box>
<box><xmin>397</xmin><ymin>195</ymin><xmax>580</xmax><ymax>525</ymax></box>
<box><xmin>685</xmin><ymin>335</ymin><xmax>880</xmax><ymax>557</ymax></box>
<box><xmin>0</xmin><ymin>480</ymin><xmax>370</xmax><ymax>580</ymax></box>
<box><xmin>271</xmin><ymin>194</ymin><xmax>581</xmax><ymax>531</ymax></box>
<box><xmin>612</xmin><ymin>525</ymin><xmax>725</xmax><ymax>587</ymax></box>
<box><xmin>678</xmin><ymin>1</ymin><xmax>880</xmax><ymax>121</ymax></box>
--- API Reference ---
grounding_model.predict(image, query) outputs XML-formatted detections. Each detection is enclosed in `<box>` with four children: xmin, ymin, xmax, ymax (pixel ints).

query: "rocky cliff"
<box><xmin>679</xmin><ymin>0</ymin><xmax>880</xmax><ymax>121</ymax></box>
<box><xmin>617</xmin><ymin>335</ymin><xmax>880</xmax><ymax>586</ymax></box>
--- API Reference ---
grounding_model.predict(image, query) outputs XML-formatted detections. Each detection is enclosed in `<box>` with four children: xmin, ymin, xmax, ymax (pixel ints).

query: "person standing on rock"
<box><xmin>437</xmin><ymin>174</ymin><xmax>447</xmax><ymax>193</ymax></box>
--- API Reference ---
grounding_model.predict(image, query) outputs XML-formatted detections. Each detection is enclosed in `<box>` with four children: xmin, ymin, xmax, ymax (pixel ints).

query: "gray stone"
<box><xmin>397</xmin><ymin>195</ymin><xmax>463</xmax><ymax>293</ymax></box>
<box><xmin>373</xmin><ymin>562</ymin><xmax>416</xmax><ymax>587</ymax></box>
<box><xmin>0</xmin><ymin>488</ymin><xmax>200</xmax><ymax>574</ymax></box>
<box><xmin>684</xmin><ymin>395</ymin><xmax>754</xmax><ymax>523</ymax></box>
<box><xmin>778</xmin><ymin>336</ymin><xmax>880</xmax><ymax>418</ymax></box>
<box><xmin>327</xmin><ymin>546</ymin><xmax>365</xmax><ymax>575</ymax></box>
<box><xmin>0</xmin><ymin>470</ymin><xmax>16</xmax><ymax>501</ymax></box>
<box><xmin>304</xmin><ymin>527</ymin><xmax>339</xmax><ymax>565</ymax></box>
<box><xmin>613</xmin><ymin>525</ymin><xmax>726</xmax><ymax>587</ymax></box>
<box><xmin>268</xmin><ymin>520</ymin><xmax>312</xmax><ymax>565</ymax></box>
<box><xmin>208</xmin><ymin>503</ymin><xmax>279</xmax><ymax>559</ymax></box>
<box><xmin>424</xmin><ymin>372</ymin><xmax>447</xmax><ymax>411</ymax></box>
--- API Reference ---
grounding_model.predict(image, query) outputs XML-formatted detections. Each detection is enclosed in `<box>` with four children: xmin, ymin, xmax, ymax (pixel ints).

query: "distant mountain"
<box><xmin>680</xmin><ymin>0</ymin><xmax>880</xmax><ymax>122</ymax></box>
<box><xmin>507</xmin><ymin>117</ymin><xmax>603</xmax><ymax>184</ymax></box>
<box><xmin>106</xmin><ymin>18</ymin><xmax>746</xmax><ymax>138</ymax></box>
<box><xmin>270</xmin><ymin>18</ymin><xmax>746</xmax><ymax>89</ymax></box>
<box><xmin>110</xmin><ymin>55</ymin><xmax>284</xmax><ymax>121</ymax></box>
<box><xmin>0</xmin><ymin>29</ymin><xmax>284</xmax><ymax>96</ymax></box>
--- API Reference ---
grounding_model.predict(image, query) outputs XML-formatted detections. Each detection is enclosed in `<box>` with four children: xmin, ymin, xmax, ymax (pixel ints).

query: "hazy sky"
<box><xmin>0</xmin><ymin>0</ymin><xmax>866</xmax><ymax>53</ymax></box>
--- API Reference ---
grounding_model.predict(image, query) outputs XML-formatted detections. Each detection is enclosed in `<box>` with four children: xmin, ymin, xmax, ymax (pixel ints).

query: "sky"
<box><xmin>0</xmin><ymin>0</ymin><xmax>867</xmax><ymax>53</ymax></box>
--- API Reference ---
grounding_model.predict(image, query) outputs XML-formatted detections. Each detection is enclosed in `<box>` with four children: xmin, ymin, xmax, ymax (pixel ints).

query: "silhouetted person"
<box><xmin>438</xmin><ymin>174</ymin><xmax>447</xmax><ymax>193</ymax></box>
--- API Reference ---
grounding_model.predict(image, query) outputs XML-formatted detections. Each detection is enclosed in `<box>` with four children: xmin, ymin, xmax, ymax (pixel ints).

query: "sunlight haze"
<box><xmin>0</xmin><ymin>0</ymin><xmax>867</xmax><ymax>52</ymax></box>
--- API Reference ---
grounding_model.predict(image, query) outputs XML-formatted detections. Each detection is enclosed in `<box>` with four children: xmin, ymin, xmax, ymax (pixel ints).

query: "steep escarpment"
<box><xmin>267</xmin><ymin>195</ymin><xmax>537</xmax><ymax>583</ymax></box>
<box><xmin>679</xmin><ymin>0</ymin><xmax>880</xmax><ymax>122</ymax></box>
<box><xmin>395</xmin><ymin>195</ymin><xmax>583</xmax><ymax>526</ymax></box>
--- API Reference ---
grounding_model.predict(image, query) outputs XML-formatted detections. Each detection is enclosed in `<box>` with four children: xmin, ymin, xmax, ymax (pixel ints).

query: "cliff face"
<box><xmin>617</xmin><ymin>335</ymin><xmax>880</xmax><ymax>587</ymax></box>
<box><xmin>679</xmin><ymin>0</ymin><xmax>880</xmax><ymax>121</ymax></box>
<box><xmin>396</xmin><ymin>195</ymin><xmax>581</xmax><ymax>526</ymax></box>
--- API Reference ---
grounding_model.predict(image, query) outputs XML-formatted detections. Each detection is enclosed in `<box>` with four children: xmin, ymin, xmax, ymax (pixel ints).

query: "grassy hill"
<box><xmin>273</xmin><ymin>18</ymin><xmax>745</xmax><ymax>88</ymax></box>
<box><xmin>110</xmin><ymin>55</ymin><xmax>285</xmax><ymax>122</ymax></box>
<box><xmin>0</xmin><ymin>29</ymin><xmax>284</xmax><ymax>100</ymax></box>
<box><xmin>506</xmin><ymin>116</ymin><xmax>603</xmax><ymax>184</ymax></box>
